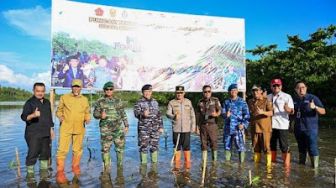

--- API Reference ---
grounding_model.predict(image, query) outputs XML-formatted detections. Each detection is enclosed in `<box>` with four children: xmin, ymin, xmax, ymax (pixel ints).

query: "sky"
<box><xmin>0</xmin><ymin>0</ymin><xmax>335</xmax><ymax>90</ymax></box>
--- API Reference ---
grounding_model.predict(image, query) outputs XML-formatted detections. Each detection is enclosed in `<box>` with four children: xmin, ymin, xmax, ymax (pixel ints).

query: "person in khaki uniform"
<box><xmin>56</xmin><ymin>79</ymin><xmax>90</xmax><ymax>184</ymax></box>
<box><xmin>248</xmin><ymin>84</ymin><xmax>273</xmax><ymax>167</ymax></box>
<box><xmin>166</xmin><ymin>86</ymin><xmax>196</xmax><ymax>169</ymax></box>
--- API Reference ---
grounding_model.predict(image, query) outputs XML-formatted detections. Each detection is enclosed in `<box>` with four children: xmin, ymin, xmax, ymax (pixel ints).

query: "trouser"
<box><xmin>25</xmin><ymin>134</ymin><xmax>50</xmax><ymax>166</ymax></box>
<box><xmin>138</xmin><ymin>125</ymin><xmax>160</xmax><ymax>153</ymax></box>
<box><xmin>270</xmin><ymin>129</ymin><xmax>289</xmax><ymax>153</ymax></box>
<box><xmin>224</xmin><ymin>131</ymin><xmax>245</xmax><ymax>152</ymax></box>
<box><xmin>56</xmin><ymin>132</ymin><xmax>85</xmax><ymax>159</ymax></box>
<box><xmin>200</xmin><ymin>123</ymin><xmax>218</xmax><ymax>151</ymax></box>
<box><xmin>173</xmin><ymin>132</ymin><xmax>191</xmax><ymax>151</ymax></box>
<box><xmin>252</xmin><ymin>132</ymin><xmax>271</xmax><ymax>154</ymax></box>
<box><xmin>100</xmin><ymin>126</ymin><xmax>125</xmax><ymax>153</ymax></box>
<box><xmin>294</xmin><ymin>129</ymin><xmax>319</xmax><ymax>156</ymax></box>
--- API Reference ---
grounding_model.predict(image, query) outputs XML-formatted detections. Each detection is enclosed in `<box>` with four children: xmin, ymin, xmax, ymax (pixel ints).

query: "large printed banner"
<box><xmin>51</xmin><ymin>0</ymin><xmax>246</xmax><ymax>91</ymax></box>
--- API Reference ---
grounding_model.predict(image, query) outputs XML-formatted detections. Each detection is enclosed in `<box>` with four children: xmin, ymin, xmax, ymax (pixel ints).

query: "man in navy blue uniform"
<box><xmin>292</xmin><ymin>81</ymin><xmax>326</xmax><ymax>168</ymax></box>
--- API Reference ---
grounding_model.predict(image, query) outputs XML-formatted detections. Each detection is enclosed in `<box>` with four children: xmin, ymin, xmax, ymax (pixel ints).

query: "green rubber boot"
<box><xmin>140</xmin><ymin>152</ymin><xmax>147</xmax><ymax>164</ymax></box>
<box><xmin>151</xmin><ymin>151</ymin><xmax>158</xmax><ymax>163</ymax></box>
<box><xmin>212</xmin><ymin>150</ymin><xmax>218</xmax><ymax>161</ymax></box>
<box><xmin>26</xmin><ymin>165</ymin><xmax>35</xmax><ymax>179</ymax></box>
<box><xmin>225</xmin><ymin>150</ymin><xmax>231</xmax><ymax>161</ymax></box>
<box><xmin>40</xmin><ymin>160</ymin><xmax>49</xmax><ymax>179</ymax></box>
<box><xmin>239</xmin><ymin>152</ymin><xmax>245</xmax><ymax>163</ymax></box>
<box><xmin>310</xmin><ymin>156</ymin><xmax>319</xmax><ymax>169</ymax></box>
<box><xmin>116</xmin><ymin>152</ymin><xmax>123</xmax><ymax>167</ymax></box>
<box><xmin>102</xmin><ymin>153</ymin><xmax>111</xmax><ymax>171</ymax></box>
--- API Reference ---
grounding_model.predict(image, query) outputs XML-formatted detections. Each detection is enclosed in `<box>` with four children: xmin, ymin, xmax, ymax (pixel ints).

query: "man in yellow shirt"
<box><xmin>56</xmin><ymin>79</ymin><xmax>90</xmax><ymax>184</ymax></box>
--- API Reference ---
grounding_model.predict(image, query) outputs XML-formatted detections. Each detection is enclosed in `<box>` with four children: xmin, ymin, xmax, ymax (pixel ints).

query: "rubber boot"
<box><xmin>40</xmin><ymin>160</ymin><xmax>49</xmax><ymax>179</ymax></box>
<box><xmin>271</xmin><ymin>151</ymin><xmax>277</xmax><ymax>162</ymax></box>
<box><xmin>239</xmin><ymin>152</ymin><xmax>245</xmax><ymax>163</ymax></box>
<box><xmin>72</xmin><ymin>155</ymin><xmax>81</xmax><ymax>176</ymax></box>
<box><xmin>140</xmin><ymin>152</ymin><xmax>147</xmax><ymax>164</ymax></box>
<box><xmin>102</xmin><ymin>153</ymin><xmax>111</xmax><ymax>172</ymax></box>
<box><xmin>299</xmin><ymin>153</ymin><xmax>306</xmax><ymax>165</ymax></box>
<box><xmin>151</xmin><ymin>151</ymin><xmax>158</xmax><ymax>163</ymax></box>
<box><xmin>116</xmin><ymin>151</ymin><xmax>123</xmax><ymax>167</ymax></box>
<box><xmin>26</xmin><ymin>165</ymin><xmax>35</xmax><ymax>179</ymax></box>
<box><xmin>254</xmin><ymin>153</ymin><xmax>261</xmax><ymax>163</ymax></box>
<box><xmin>282</xmin><ymin>152</ymin><xmax>291</xmax><ymax>167</ymax></box>
<box><xmin>266</xmin><ymin>153</ymin><xmax>272</xmax><ymax>167</ymax></box>
<box><xmin>184</xmin><ymin>150</ymin><xmax>191</xmax><ymax>169</ymax></box>
<box><xmin>56</xmin><ymin>158</ymin><xmax>68</xmax><ymax>184</ymax></box>
<box><xmin>211</xmin><ymin>150</ymin><xmax>218</xmax><ymax>161</ymax></box>
<box><xmin>225</xmin><ymin>150</ymin><xmax>231</xmax><ymax>161</ymax></box>
<box><xmin>310</xmin><ymin>156</ymin><xmax>319</xmax><ymax>169</ymax></box>
<box><xmin>174</xmin><ymin>150</ymin><xmax>181</xmax><ymax>169</ymax></box>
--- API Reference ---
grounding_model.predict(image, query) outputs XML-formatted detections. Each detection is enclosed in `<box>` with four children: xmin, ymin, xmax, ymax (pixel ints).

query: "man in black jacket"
<box><xmin>21</xmin><ymin>83</ymin><xmax>55</xmax><ymax>180</ymax></box>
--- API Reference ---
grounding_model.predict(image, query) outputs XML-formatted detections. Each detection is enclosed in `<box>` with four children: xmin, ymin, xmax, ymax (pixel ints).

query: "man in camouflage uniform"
<box><xmin>196</xmin><ymin>85</ymin><xmax>222</xmax><ymax>162</ymax></box>
<box><xmin>221</xmin><ymin>84</ymin><xmax>250</xmax><ymax>163</ymax></box>
<box><xmin>93</xmin><ymin>81</ymin><xmax>129</xmax><ymax>171</ymax></box>
<box><xmin>134</xmin><ymin>84</ymin><xmax>164</xmax><ymax>164</ymax></box>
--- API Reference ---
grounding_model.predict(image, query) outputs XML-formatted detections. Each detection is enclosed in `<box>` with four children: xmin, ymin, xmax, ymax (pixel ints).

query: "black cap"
<box><xmin>175</xmin><ymin>86</ymin><xmax>184</xmax><ymax>92</ymax></box>
<box><xmin>141</xmin><ymin>84</ymin><xmax>152</xmax><ymax>92</ymax></box>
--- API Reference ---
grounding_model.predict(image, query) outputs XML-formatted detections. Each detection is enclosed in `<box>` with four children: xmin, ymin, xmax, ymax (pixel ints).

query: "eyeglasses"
<box><xmin>104</xmin><ymin>88</ymin><xmax>114</xmax><ymax>91</ymax></box>
<box><xmin>272</xmin><ymin>84</ymin><xmax>280</xmax><ymax>88</ymax></box>
<box><xmin>203</xmin><ymin>90</ymin><xmax>211</xmax><ymax>93</ymax></box>
<box><xmin>176</xmin><ymin>92</ymin><xmax>184</xmax><ymax>94</ymax></box>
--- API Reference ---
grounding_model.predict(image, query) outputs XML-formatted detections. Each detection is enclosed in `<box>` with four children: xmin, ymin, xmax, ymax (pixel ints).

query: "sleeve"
<box><xmin>221</xmin><ymin>101</ymin><xmax>227</xmax><ymax>119</ymax></box>
<box><xmin>166</xmin><ymin>101</ymin><xmax>175</xmax><ymax>120</ymax></box>
<box><xmin>195</xmin><ymin>102</ymin><xmax>201</xmax><ymax>127</ymax></box>
<box><xmin>84</xmin><ymin>98</ymin><xmax>91</xmax><ymax>121</ymax></box>
<box><xmin>21</xmin><ymin>100</ymin><xmax>32</xmax><ymax>122</ymax></box>
<box><xmin>156</xmin><ymin>101</ymin><xmax>164</xmax><ymax>129</ymax></box>
<box><xmin>313</xmin><ymin>96</ymin><xmax>324</xmax><ymax>108</ymax></box>
<box><xmin>48</xmin><ymin>101</ymin><xmax>54</xmax><ymax>128</ymax></box>
<box><xmin>215</xmin><ymin>99</ymin><xmax>222</xmax><ymax>114</ymax></box>
<box><xmin>56</xmin><ymin>96</ymin><xmax>64</xmax><ymax>120</ymax></box>
<box><xmin>190</xmin><ymin>102</ymin><xmax>196</xmax><ymax>132</ymax></box>
<box><xmin>287</xmin><ymin>95</ymin><xmax>295</xmax><ymax>109</ymax></box>
<box><xmin>266</xmin><ymin>98</ymin><xmax>273</xmax><ymax>113</ymax></box>
<box><xmin>242</xmin><ymin>101</ymin><xmax>250</xmax><ymax>129</ymax></box>
<box><xmin>133</xmin><ymin>100</ymin><xmax>142</xmax><ymax>119</ymax></box>
<box><xmin>119</xmin><ymin>100</ymin><xmax>129</xmax><ymax>128</ymax></box>
<box><xmin>93</xmin><ymin>100</ymin><xmax>102</xmax><ymax>119</ymax></box>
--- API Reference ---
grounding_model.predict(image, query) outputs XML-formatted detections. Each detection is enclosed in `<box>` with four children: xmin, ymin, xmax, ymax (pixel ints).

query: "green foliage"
<box><xmin>247</xmin><ymin>25</ymin><xmax>336</xmax><ymax>107</ymax></box>
<box><xmin>0</xmin><ymin>86</ymin><xmax>32</xmax><ymax>101</ymax></box>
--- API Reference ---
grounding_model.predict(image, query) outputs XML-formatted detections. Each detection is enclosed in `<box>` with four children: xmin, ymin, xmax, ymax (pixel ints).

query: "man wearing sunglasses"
<box><xmin>166</xmin><ymin>86</ymin><xmax>196</xmax><ymax>169</ymax></box>
<box><xmin>267</xmin><ymin>78</ymin><xmax>294</xmax><ymax>167</ymax></box>
<box><xmin>93</xmin><ymin>81</ymin><xmax>129</xmax><ymax>173</ymax></box>
<box><xmin>222</xmin><ymin>84</ymin><xmax>250</xmax><ymax>163</ymax></box>
<box><xmin>196</xmin><ymin>85</ymin><xmax>221</xmax><ymax>162</ymax></box>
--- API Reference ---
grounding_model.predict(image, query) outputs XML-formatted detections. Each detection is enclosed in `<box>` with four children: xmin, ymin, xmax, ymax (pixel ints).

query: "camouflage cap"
<box><xmin>103</xmin><ymin>81</ymin><xmax>114</xmax><ymax>90</ymax></box>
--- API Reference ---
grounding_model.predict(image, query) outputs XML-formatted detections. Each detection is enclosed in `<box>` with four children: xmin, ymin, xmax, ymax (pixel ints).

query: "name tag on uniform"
<box><xmin>296</xmin><ymin>111</ymin><xmax>301</xmax><ymax>118</ymax></box>
<box><xmin>205</xmin><ymin>114</ymin><xmax>209</xmax><ymax>120</ymax></box>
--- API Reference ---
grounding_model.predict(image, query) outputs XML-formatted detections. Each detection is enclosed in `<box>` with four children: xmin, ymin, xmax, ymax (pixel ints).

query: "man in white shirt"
<box><xmin>267</xmin><ymin>79</ymin><xmax>294</xmax><ymax>167</ymax></box>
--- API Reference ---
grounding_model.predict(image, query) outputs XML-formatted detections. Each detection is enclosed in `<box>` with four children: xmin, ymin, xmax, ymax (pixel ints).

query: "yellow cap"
<box><xmin>71</xmin><ymin>79</ymin><xmax>83</xmax><ymax>87</ymax></box>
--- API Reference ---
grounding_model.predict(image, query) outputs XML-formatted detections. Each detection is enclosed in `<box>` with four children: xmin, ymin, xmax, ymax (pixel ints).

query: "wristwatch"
<box><xmin>314</xmin><ymin>106</ymin><xmax>319</xmax><ymax>110</ymax></box>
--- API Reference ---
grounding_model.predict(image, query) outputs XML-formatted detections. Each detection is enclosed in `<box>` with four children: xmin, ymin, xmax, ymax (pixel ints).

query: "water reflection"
<box><xmin>0</xmin><ymin>106</ymin><xmax>335</xmax><ymax>187</ymax></box>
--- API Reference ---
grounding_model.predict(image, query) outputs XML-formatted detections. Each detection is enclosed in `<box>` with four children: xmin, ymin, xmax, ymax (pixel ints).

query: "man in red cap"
<box><xmin>267</xmin><ymin>78</ymin><xmax>294</xmax><ymax>167</ymax></box>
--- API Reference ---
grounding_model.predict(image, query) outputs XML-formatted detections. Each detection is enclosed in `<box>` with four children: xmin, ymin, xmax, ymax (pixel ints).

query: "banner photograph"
<box><xmin>51</xmin><ymin>0</ymin><xmax>246</xmax><ymax>91</ymax></box>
